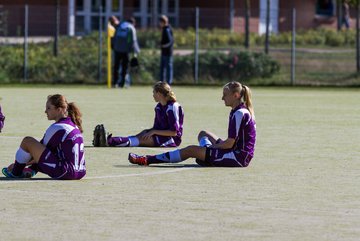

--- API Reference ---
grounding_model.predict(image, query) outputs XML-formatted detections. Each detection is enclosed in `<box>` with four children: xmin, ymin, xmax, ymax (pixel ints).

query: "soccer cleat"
<box><xmin>2</xmin><ymin>167</ymin><xmax>37</xmax><ymax>178</ymax></box>
<box><xmin>106</xmin><ymin>133</ymin><xmax>114</xmax><ymax>146</ymax></box>
<box><xmin>128</xmin><ymin>153</ymin><xmax>148</xmax><ymax>166</ymax></box>
<box><xmin>22</xmin><ymin>167</ymin><xmax>37</xmax><ymax>178</ymax></box>
<box><xmin>2</xmin><ymin>167</ymin><xmax>19</xmax><ymax>178</ymax></box>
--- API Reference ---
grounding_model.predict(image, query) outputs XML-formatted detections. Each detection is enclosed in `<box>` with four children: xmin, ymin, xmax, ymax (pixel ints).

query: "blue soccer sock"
<box><xmin>128</xmin><ymin>136</ymin><xmax>140</xmax><ymax>147</ymax></box>
<box><xmin>199</xmin><ymin>136</ymin><xmax>212</xmax><ymax>147</ymax></box>
<box><xmin>148</xmin><ymin>150</ymin><xmax>182</xmax><ymax>164</ymax></box>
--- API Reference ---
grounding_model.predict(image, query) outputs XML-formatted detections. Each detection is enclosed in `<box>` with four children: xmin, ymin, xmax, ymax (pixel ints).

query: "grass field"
<box><xmin>0</xmin><ymin>86</ymin><xmax>359</xmax><ymax>241</ymax></box>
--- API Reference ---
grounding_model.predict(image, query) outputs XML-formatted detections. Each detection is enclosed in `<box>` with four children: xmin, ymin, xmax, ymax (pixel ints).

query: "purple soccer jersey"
<box><xmin>153</xmin><ymin>101</ymin><xmax>184</xmax><ymax>146</ymax></box>
<box><xmin>206</xmin><ymin>103</ymin><xmax>256</xmax><ymax>167</ymax></box>
<box><xmin>38</xmin><ymin>117</ymin><xmax>86</xmax><ymax>179</ymax></box>
<box><xmin>0</xmin><ymin>105</ymin><xmax>4</xmax><ymax>132</ymax></box>
<box><xmin>228</xmin><ymin>103</ymin><xmax>256</xmax><ymax>156</ymax></box>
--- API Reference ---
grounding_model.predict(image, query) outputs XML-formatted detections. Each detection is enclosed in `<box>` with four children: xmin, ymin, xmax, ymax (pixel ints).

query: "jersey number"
<box><xmin>73</xmin><ymin>143</ymin><xmax>85</xmax><ymax>171</ymax></box>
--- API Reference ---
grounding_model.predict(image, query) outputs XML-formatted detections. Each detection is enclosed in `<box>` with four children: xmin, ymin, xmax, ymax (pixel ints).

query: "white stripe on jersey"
<box><xmin>167</xmin><ymin>102</ymin><xmax>180</xmax><ymax>127</ymax></box>
<box><xmin>43</xmin><ymin>123</ymin><xmax>75</xmax><ymax>145</ymax></box>
<box><xmin>159</xmin><ymin>137</ymin><xmax>175</xmax><ymax>147</ymax></box>
<box><xmin>233</xmin><ymin>108</ymin><xmax>251</xmax><ymax>134</ymax></box>
<box><xmin>42</xmin><ymin>162</ymin><xmax>56</xmax><ymax>168</ymax></box>
<box><xmin>213</xmin><ymin>151</ymin><xmax>243</xmax><ymax>167</ymax></box>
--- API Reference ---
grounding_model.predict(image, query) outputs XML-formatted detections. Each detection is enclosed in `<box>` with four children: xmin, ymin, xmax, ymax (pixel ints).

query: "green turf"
<box><xmin>0</xmin><ymin>86</ymin><xmax>359</xmax><ymax>241</ymax></box>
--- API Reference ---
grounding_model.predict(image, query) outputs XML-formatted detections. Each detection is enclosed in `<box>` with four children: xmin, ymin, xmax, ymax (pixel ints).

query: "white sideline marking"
<box><xmin>0</xmin><ymin>136</ymin><xmax>23</xmax><ymax>139</ymax></box>
<box><xmin>88</xmin><ymin>167</ymin><xmax>193</xmax><ymax>179</ymax></box>
<box><xmin>0</xmin><ymin>167</ymin><xmax>194</xmax><ymax>184</ymax></box>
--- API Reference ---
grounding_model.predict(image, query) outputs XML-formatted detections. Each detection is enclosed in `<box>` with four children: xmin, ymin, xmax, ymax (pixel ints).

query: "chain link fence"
<box><xmin>0</xmin><ymin>4</ymin><xmax>358</xmax><ymax>86</ymax></box>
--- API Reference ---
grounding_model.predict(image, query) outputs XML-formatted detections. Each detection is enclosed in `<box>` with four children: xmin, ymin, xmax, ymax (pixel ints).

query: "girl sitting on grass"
<box><xmin>128</xmin><ymin>81</ymin><xmax>256</xmax><ymax>167</ymax></box>
<box><xmin>93</xmin><ymin>81</ymin><xmax>184</xmax><ymax>148</ymax></box>
<box><xmin>2</xmin><ymin>94</ymin><xmax>86</xmax><ymax>179</ymax></box>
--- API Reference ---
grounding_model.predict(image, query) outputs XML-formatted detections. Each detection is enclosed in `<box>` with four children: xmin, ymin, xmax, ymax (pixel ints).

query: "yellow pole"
<box><xmin>107</xmin><ymin>23</ymin><xmax>115</xmax><ymax>89</ymax></box>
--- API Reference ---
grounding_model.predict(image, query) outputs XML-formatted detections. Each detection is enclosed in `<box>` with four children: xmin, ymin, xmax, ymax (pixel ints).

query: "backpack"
<box><xmin>113</xmin><ymin>22</ymin><xmax>133</xmax><ymax>53</ymax></box>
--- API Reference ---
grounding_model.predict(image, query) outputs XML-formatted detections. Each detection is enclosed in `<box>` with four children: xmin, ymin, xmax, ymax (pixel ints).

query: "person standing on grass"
<box><xmin>93</xmin><ymin>81</ymin><xmax>184</xmax><ymax>148</ymax></box>
<box><xmin>159</xmin><ymin>15</ymin><xmax>174</xmax><ymax>85</ymax></box>
<box><xmin>0</xmin><ymin>103</ymin><xmax>5</xmax><ymax>133</ymax></box>
<box><xmin>129</xmin><ymin>81</ymin><xmax>256</xmax><ymax>167</ymax></box>
<box><xmin>2</xmin><ymin>94</ymin><xmax>86</xmax><ymax>179</ymax></box>
<box><xmin>341</xmin><ymin>0</ymin><xmax>351</xmax><ymax>30</ymax></box>
<box><xmin>112</xmin><ymin>16</ymin><xmax>140</xmax><ymax>88</ymax></box>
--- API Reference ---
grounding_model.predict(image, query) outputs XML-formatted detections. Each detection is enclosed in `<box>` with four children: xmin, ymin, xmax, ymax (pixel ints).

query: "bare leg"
<box><xmin>9</xmin><ymin>137</ymin><xmax>45</xmax><ymax>176</ymax></box>
<box><xmin>137</xmin><ymin>136</ymin><xmax>155</xmax><ymax>146</ymax></box>
<box><xmin>179</xmin><ymin>145</ymin><xmax>207</xmax><ymax>160</ymax></box>
<box><xmin>137</xmin><ymin>131</ymin><xmax>156</xmax><ymax>147</ymax></box>
<box><xmin>20</xmin><ymin>136</ymin><xmax>46</xmax><ymax>163</ymax></box>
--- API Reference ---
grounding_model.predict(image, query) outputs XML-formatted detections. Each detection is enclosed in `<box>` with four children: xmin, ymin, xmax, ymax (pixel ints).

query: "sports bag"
<box><xmin>113</xmin><ymin>22</ymin><xmax>133</xmax><ymax>53</ymax></box>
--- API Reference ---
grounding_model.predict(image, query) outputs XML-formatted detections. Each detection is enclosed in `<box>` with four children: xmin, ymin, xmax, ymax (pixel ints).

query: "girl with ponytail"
<box><xmin>96</xmin><ymin>81</ymin><xmax>184</xmax><ymax>148</ymax></box>
<box><xmin>2</xmin><ymin>94</ymin><xmax>86</xmax><ymax>180</ymax></box>
<box><xmin>129</xmin><ymin>81</ymin><xmax>256</xmax><ymax>168</ymax></box>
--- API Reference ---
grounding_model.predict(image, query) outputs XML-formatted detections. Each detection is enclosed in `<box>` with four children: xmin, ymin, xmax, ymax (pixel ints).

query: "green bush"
<box><xmin>0</xmin><ymin>35</ymin><xmax>280</xmax><ymax>84</ymax></box>
<box><xmin>325</xmin><ymin>30</ymin><xmax>345</xmax><ymax>46</ymax></box>
<box><xmin>136</xmin><ymin>28</ymin><xmax>356</xmax><ymax>48</ymax></box>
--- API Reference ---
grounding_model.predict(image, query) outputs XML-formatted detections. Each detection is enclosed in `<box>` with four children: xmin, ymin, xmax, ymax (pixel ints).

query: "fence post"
<box><xmin>54</xmin><ymin>0</ymin><xmax>60</xmax><ymax>57</ymax></box>
<box><xmin>357</xmin><ymin>0</ymin><xmax>360</xmax><ymax>73</ymax></box>
<box><xmin>291</xmin><ymin>8</ymin><xmax>296</xmax><ymax>85</ymax></box>
<box><xmin>264</xmin><ymin>0</ymin><xmax>270</xmax><ymax>54</ymax></box>
<box><xmin>98</xmin><ymin>6</ymin><xmax>103</xmax><ymax>82</ymax></box>
<box><xmin>23</xmin><ymin>4</ymin><xmax>28</xmax><ymax>83</ymax></box>
<box><xmin>194</xmin><ymin>7</ymin><xmax>199</xmax><ymax>84</ymax></box>
<box><xmin>230</xmin><ymin>0</ymin><xmax>234</xmax><ymax>32</ymax></box>
<box><xmin>244</xmin><ymin>0</ymin><xmax>250</xmax><ymax>49</ymax></box>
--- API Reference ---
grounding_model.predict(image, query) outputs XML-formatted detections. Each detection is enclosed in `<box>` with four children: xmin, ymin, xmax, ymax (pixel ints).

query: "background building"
<box><xmin>0</xmin><ymin>0</ymin><xmax>354</xmax><ymax>36</ymax></box>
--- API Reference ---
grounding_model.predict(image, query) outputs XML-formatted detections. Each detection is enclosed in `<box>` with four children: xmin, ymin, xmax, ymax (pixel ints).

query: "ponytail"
<box><xmin>68</xmin><ymin>102</ymin><xmax>83</xmax><ymax>133</ymax></box>
<box><xmin>242</xmin><ymin>85</ymin><xmax>255</xmax><ymax>120</ymax></box>
<box><xmin>153</xmin><ymin>81</ymin><xmax>177</xmax><ymax>102</ymax></box>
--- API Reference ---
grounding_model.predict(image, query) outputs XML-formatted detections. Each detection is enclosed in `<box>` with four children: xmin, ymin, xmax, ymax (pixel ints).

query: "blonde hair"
<box><xmin>47</xmin><ymin>94</ymin><xmax>83</xmax><ymax>133</ymax></box>
<box><xmin>159</xmin><ymin>15</ymin><xmax>169</xmax><ymax>25</ymax></box>
<box><xmin>153</xmin><ymin>81</ymin><xmax>176</xmax><ymax>102</ymax></box>
<box><xmin>223</xmin><ymin>81</ymin><xmax>255</xmax><ymax>120</ymax></box>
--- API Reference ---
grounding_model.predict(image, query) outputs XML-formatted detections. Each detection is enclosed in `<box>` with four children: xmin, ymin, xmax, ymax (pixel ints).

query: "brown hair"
<box><xmin>153</xmin><ymin>81</ymin><xmax>176</xmax><ymax>102</ymax></box>
<box><xmin>109</xmin><ymin>15</ymin><xmax>119</xmax><ymax>27</ymax></box>
<box><xmin>47</xmin><ymin>94</ymin><xmax>83</xmax><ymax>133</ymax></box>
<box><xmin>127</xmin><ymin>17</ymin><xmax>136</xmax><ymax>26</ymax></box>
<box><xmin>223</xmin><ymin>81</ymin><xmax>255</xmax><ymax>119</ymax></box>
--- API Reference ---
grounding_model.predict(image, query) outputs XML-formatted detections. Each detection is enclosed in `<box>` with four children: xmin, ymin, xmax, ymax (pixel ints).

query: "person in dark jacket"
<box><xmin>159</xmin><ymin>15</ymin><xmax>174</xmax><ymax>85</ymax></box>
<box><xmin>112</xmin><ymin>17</ymin><xmax>140</xmax><ymax>88</ymax></box>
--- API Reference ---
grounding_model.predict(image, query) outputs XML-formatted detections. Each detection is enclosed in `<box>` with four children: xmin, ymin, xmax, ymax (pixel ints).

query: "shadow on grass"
<box><xmin>0</xmin><ymin>177</ymin><xmax>54</xmax><ymax>181</ymax></box>
<box><xmin>113</xmin><ymin>164</ymin><xmax>202</xmax><ymax>168</ymax></box>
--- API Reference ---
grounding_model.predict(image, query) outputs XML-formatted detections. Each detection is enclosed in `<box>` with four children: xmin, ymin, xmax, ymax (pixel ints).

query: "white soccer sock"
<box><xmin>128</xmin><ymin>136</ymin><xmax>140</xmax><ymax>147</ymax></box>
<box><xmin>199</xmin><ymin>136</ymin><xmax>212</xmax><ymax>147</ymax></box>
<box><xmin>15</xmin><ymin>147</ymin><xmax>32</xmax><ymax>164</ymax></box>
